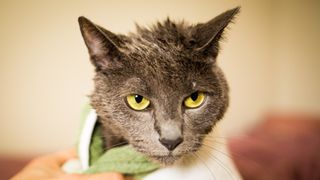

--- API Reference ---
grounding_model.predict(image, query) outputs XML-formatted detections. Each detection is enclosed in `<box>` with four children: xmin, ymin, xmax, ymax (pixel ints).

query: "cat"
<box><xmin>78</xmin><ymin>7</ymin><xmax>241</xmax><ymax>179</ymax></box>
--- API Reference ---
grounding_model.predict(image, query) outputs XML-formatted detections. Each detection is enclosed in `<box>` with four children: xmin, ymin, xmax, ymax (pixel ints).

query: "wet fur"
<box><xmin>78</xmin><ymin>7</ymin><xmax>239</xmax><ymax>166</ymax></box>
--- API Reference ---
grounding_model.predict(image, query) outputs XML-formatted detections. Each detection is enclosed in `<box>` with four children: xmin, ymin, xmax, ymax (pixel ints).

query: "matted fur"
<box><xmin>78</xmin><ymin>7</ymin><xmax>239</xmax><ymax>165</ymax></box>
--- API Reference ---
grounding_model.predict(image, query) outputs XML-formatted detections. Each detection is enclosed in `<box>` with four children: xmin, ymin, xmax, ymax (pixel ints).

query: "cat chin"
<box><xmin>134</xmin><ymin>146</ymin><xmax>200</xmax><ymax>166</ymax></box>
<box><xmin>149</xmin><ymin>154</ymin><xmax>182</xmax><ymax>166</ymax></box>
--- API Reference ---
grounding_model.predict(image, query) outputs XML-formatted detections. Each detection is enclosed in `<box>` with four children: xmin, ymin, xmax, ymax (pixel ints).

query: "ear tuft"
<box><xmin>192</xmin><ymin>7</ymin><xmax>240</xmax><ymax>59</ymax></box>
<box><xmin>78</xmin><ymin>16</ymin><xmax>123</xmax><ymax>70</ymax></box>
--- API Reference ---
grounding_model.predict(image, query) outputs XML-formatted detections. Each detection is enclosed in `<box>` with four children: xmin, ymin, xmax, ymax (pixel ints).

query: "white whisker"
<box><xmin>193</xmin><ymin>152</ymin><xmax>216</xmax><ymax>180</ymax></box>
<box><xmin>202</xmin><ymin>146</ymin><xmax>239</xmax><ymax>180</ymax></box>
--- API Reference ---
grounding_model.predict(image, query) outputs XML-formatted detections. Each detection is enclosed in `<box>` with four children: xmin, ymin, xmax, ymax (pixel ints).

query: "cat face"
<box><xmin>78</xmin><ymin>7</ymin><xmax>239</xmax><ymax>165</ymax></box>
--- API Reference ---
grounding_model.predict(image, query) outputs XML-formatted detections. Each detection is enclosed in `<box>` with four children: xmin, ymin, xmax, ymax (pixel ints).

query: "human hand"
<box><xmin>228</xmin><ymin>113</ymin><xmax>320</xmax><ymax>180</ymax></box>
<box><xmin>12</xmin><ymin>148</ymin><xmax>124</xmax><ymax>180</ymax></box>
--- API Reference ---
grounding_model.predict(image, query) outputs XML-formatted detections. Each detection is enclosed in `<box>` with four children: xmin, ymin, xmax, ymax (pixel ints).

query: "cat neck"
<box><xmin>98</xmin><ymin>116</ymin><xmax>128</xmax><ymax>150</ymax></box>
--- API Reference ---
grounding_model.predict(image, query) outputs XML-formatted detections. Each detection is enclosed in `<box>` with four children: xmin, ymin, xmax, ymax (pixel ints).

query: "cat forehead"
<box><xmin>122</xmin><ymin>35</ymin><xmax>186</xmax><ymax>61</ymax></box>
<box><xmin>114</xmin><ymin>24</ymin><xmax>214</xmax><ymax>88</ymax></box>
<box><xmin>121</xmin><ymin>36</ymin><xmax>199</xmax><ymax>73</ymax></box>
<box><xmin>119</xmin><ymin>59</ymin><xmax>214</xmax><ymax>91</ymax></box>
<box><xmin>120</xmin><ymin>36</ymin><xmax>212</xmax><ymax>80</ymax></box>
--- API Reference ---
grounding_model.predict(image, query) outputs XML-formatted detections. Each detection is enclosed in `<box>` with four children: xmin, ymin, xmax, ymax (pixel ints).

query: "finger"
<box><xmin>51</xmin><ymin>148</ymin><xmax>78</xmax><ymax>165</ymax></box>
<box><xmin>62</xmin><ymin>173</ymin><xmax>125</xmax><ymax>180</ymax></box>
<box><xmin>33</xmin><ymin>148</ymin><xmax>77</xmax><ymax>167</ymax></box>
<box><xmin>81</xmin><ymin>173</ymin><xmax>124</xmax><ymax>180</ymax></box>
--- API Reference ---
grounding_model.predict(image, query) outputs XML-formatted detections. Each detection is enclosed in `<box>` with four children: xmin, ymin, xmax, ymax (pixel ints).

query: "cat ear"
<box><xmin>192</xmin><ymin>7</ymin><xmax>240</xmax><ymax>59</ymax></box>
<box><xmin>78</xmin><ymin>16</ymin><xmax>123</xmax><ymax>70</ymax></box>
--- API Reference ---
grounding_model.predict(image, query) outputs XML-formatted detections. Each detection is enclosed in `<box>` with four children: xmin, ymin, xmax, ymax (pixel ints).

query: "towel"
<box><xmin>64</xmin><ymin>105</ymin><xmax>160</xmax><ymax>180</ymax></box>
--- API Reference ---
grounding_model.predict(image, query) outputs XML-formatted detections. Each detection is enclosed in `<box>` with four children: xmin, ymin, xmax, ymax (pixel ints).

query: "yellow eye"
<box><xmin>184</xmin><ymin>92</ymin><xmax>206</xmax><ymax>108</ymax></box>
<box><xmin>126</xmin><ymin>94</ymin><xmax>150</xmax><ymax>110</ymax></box>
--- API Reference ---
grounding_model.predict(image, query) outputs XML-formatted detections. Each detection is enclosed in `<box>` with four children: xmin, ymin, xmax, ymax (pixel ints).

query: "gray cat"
<box><xmin>78</xmin><ymin>7</ymin><xmax>239</xmax><ymax>167</ymax></box>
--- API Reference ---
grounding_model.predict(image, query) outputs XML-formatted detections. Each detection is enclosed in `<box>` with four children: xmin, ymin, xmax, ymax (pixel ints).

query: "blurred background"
<box><xmin>0</xmin><ymin>0</ymin><xmax>319</xmax><ymax>177</ymax></box>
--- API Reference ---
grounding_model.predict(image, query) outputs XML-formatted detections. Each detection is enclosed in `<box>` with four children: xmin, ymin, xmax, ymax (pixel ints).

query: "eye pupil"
<box><xmin>191</xmin><ymin>92</ymin><xmax>198</xmax><ymax>101</ymax></box>
<box><xmin>135</xmin><ymin>95</ymin><xmax>143</xmax><ymax>103</ymax></box>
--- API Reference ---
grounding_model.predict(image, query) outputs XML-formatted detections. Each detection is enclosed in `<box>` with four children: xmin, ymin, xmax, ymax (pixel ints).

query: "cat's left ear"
<box><xmin>191</xmin><ymin>7</ymin><xmax>240</xmax><ymax>59</ymax></box>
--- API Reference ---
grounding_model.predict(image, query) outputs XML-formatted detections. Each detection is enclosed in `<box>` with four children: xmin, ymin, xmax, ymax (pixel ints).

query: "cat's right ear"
<box><xmin>78</xmin><ymin>16</ymin><xmax>123</xmax><ymax>70</ymax></box>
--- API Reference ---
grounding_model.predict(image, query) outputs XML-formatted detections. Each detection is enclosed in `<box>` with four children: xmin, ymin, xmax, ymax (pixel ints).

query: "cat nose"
<box><xmin>159</xmin><ymin>137</ymin><xmax>183</xmax><ymax>151</ymax></box>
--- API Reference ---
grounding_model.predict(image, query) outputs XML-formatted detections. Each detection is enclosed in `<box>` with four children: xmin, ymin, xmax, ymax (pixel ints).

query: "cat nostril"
<box><xmin>159</xmin><ymin>137</ymin><xmax>183</xmax><ymax>151</ymax></box>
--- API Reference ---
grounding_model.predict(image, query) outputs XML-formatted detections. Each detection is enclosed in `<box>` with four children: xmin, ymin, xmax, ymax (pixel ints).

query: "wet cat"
<box><xmin>78</xmin><ymin>7</ymin><xmax>240</xmax><ymax>179</ymax></box>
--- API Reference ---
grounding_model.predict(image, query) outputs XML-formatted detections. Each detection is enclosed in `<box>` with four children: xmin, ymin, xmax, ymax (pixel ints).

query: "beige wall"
<box><xmin>272</xmin><ymin>1</ymin><xmax>320</xmax><ymax>113</ymax></box>
<box><xmin>0</xmin><ymin>0</ymin><xmax>319</xmax><ymax>156</ymax></box>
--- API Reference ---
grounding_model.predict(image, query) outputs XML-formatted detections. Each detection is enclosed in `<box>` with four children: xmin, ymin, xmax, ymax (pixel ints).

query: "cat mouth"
<box><xmin>133</xmin><ymin>144</ymin><xmax>200</xmax><ymax>166</ymax></box>
<box><xmin>149</xmin><ymin>153</ymin><xmax>183</xmax><ymax>165</ymax></box>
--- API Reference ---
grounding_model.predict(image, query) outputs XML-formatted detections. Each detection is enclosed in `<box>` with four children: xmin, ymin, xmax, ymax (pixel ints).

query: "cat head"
<box><xmin>78</xmin><ymin>7</ymin><xmax>239</xmax><ymax>165</ymax></box>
